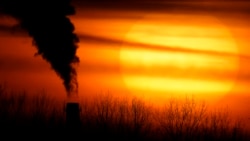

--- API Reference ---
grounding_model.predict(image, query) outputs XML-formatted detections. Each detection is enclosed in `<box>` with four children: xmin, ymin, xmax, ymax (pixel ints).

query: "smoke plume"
<box><xmin>0</xmin><ymin>0</ymin><xmax>79</xmax><ymax>96</ymax></box>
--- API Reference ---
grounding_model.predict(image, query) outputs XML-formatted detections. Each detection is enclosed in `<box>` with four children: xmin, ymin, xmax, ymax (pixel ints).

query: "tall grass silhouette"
<box><xmin>0</xmin><ymin>84</ymin><xmax>249</xmax><ymax>140</ymax></box>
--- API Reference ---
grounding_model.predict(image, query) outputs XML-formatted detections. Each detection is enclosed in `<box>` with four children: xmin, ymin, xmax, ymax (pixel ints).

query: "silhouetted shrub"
<box><xmin>0</xmin><ymin>84</ymin><xmax>249</xmax><ymax>141</ymax></box>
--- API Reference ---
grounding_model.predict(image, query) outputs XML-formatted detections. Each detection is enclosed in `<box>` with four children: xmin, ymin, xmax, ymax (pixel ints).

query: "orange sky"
<box><xmin>0</xmin><ymin>1</ymin><xmax>249</xmax><ymax>126</ymax></box>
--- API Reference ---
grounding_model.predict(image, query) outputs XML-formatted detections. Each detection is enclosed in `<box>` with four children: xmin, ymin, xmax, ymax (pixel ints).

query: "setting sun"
<box><xmin>120</xmin><ymin>13</ymin><xmax>239</xmax><ymax>102</ymax></box>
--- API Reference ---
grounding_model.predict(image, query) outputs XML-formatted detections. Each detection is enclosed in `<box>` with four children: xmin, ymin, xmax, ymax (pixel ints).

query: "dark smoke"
<box><xmin>0</xmin><ymin>0</ymin><xmax>79</xmax><ymax>96</ymax></box>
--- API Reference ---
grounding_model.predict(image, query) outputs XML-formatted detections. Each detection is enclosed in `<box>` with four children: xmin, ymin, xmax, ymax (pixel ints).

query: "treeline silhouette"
<box><xmin>0</xmin><ymin>84</ymin><xmax>249</xmax><ymax>141</ymax></box>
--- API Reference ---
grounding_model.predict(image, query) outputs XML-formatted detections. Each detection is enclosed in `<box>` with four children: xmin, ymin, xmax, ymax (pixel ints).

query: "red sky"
<box><xmin>0</xmin><ymin>1</ymin><xmax>249</xmax><ymax>127</ymax></box>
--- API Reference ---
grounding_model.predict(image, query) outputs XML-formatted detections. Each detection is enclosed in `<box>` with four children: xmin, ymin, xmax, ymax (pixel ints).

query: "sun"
<box><xmin>119</xmin><ymin>13</ymin><xmax>239</xmax><ymax>104</ymax></box>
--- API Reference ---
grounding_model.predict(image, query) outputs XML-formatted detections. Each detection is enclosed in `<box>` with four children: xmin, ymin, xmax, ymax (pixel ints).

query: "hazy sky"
<box><xmin>0</xmin><ymin>1</ymin><xmax>249</xmax><ymax>124</ymax></box>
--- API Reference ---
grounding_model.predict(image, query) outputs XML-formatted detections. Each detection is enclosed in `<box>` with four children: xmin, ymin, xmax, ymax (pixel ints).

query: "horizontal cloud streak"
<box><xmin>73</xmin><ymin>0</ymin><xmax>250</xmax><ymax>15</ymax></box>
<box><xmin>79</xmin><ymin>33</ymin><xmax>250</xmax><ymax>59</ymax></box>
<box><xmin>0</xmin><ymin>25</ymin><xmax>26</xmax><ymax>37</ymax></box>
<box><xmin>80</xmin><ymin>63</ymin><xmax>250</xmax><ymax>84</ymax></box>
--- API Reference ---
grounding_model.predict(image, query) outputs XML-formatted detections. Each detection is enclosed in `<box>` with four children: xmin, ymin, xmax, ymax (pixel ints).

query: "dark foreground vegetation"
<box><xmin>0</xmin><ymin>84</ymin><xmax>249</xmax><ymax>141</ymax></box>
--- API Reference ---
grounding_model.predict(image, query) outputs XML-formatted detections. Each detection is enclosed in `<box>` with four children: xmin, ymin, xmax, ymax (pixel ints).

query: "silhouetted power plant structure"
<box><xmin>65</xmin><ymin>102</ymin><xmax>81</xmax><ymax>129</ymax></box>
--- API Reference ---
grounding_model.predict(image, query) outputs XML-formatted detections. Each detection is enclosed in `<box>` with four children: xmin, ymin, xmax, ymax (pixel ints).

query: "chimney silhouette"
<box><xmin>65</xmin><ymin>102</ymin><xmax>81</xmax><ymax>129</ymax></box>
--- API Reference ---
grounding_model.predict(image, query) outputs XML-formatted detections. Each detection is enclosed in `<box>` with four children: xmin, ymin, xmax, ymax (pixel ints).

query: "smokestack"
<box><xmin>0</xmin><ymin>0</ymin><xmax>79</xmax><ymax>97</ymax></box>
<box><xmin>65</xmin><ymin>102</ymin><xmax>81</xmax><ymax>129</ymax></box>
